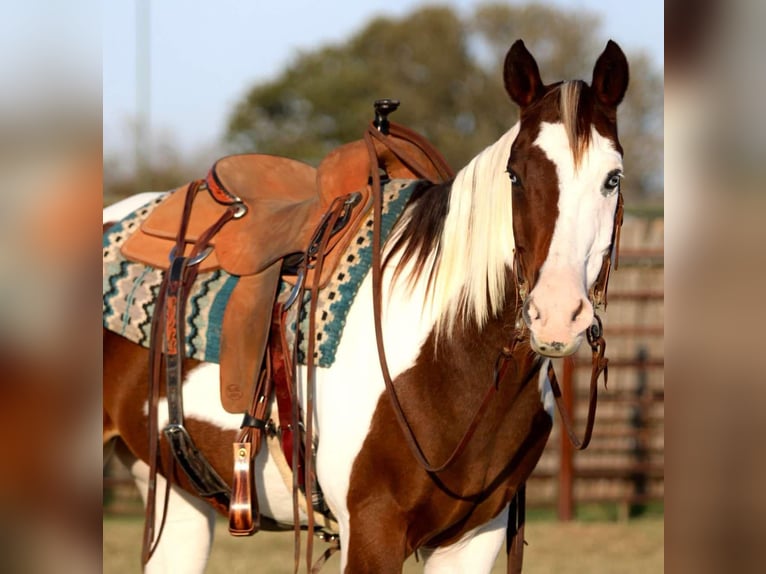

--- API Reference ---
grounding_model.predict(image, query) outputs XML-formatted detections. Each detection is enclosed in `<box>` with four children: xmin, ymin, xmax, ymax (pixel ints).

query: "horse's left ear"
<box><xmin>591</xmin><ymin>40</ymin><xmax>629</xmax><ymax>108</ymax></box>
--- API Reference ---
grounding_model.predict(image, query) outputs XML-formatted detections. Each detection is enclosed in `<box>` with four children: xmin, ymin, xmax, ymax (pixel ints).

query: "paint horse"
<box><xmin>104</xmin><ymin>39</ymin><xmax>628</xmax><ymax>573</ymax></box>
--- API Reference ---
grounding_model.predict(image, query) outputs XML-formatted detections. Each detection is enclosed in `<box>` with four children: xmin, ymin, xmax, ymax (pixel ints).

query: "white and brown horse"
<box><xmin>104</xmin><ymin>39</ymin><xmax>628</xmax><ymax>573</ymax></box>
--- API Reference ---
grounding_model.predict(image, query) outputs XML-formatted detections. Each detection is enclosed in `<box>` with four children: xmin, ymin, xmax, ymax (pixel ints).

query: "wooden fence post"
<box><xmin>558</xmin><ymin>357</ymin><xmax>575</xmax><ymax>521</ymax></box>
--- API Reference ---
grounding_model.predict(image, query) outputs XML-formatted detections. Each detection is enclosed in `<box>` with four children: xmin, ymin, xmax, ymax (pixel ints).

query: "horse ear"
<box><xmin>591</xmin><ymin>40</ymin><xmax>629</xmax><ymax>107</ymax></box>
<box><xmin>504</xmin><ymin>40</ymin><xmax>544</xmax><ymax>107</ymax></box>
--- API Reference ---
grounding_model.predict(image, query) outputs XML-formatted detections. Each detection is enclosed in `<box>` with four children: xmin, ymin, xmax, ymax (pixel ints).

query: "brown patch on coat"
<box><xmin>103</xmin><ymin>329</ymin><xmax>235</xmax><ymax>514</ymax></box>
<box><xmin>344</xmin><ymin>278</ymin><xmax>552</xmax><ymax>570</ymax></box>
<box><xmin>385</xmin><ymin>179</ymin><xmax>451</xmax><ymax>292</ymax></box>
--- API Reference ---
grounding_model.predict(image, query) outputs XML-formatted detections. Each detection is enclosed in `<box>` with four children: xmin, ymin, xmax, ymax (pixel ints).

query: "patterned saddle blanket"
<box><xmin>103</xmin><ymin>178</ymin><xmax>419</xmax><ymax>367</ymax></box>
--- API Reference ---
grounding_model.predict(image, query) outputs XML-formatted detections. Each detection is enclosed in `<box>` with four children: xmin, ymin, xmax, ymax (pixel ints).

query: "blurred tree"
<box><xmin>227</xmin><ymin>6</ymin><xmax>486</xmax><ymax>167</ymax></box>
<box><xmin>103</xmin><ymin>129</ymin><xmax>225</xmax><ymax>205</ymax></box>
<box><xmin>229</xmin><ymin>2</ymin><xmax>663</xmax><ymax>200</ymax></box>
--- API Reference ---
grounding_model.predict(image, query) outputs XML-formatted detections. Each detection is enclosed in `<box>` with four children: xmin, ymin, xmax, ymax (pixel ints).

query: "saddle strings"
<box><xmin>292</xmin><ymin>197</ymin><xmax>348</xmax><ymax>574</ymax></box>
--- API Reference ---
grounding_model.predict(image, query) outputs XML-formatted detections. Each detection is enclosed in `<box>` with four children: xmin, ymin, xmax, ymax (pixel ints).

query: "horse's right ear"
<box><xmin>504</xmin><ymin>40</ymin><xmax>544</xmax><ymax>107</ymax></box>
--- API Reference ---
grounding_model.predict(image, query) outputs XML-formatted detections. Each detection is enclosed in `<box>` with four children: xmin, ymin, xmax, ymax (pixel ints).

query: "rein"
<box><xmin>365</xmin><ymin>123</ymin><xmax>481</xmax><ymax>474</ymax></box>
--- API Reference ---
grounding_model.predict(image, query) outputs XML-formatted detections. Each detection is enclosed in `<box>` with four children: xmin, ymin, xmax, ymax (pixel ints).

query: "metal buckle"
<box><xmin>231</xmin><ymin>202</ymin><xmax>248</xmax><ymax>219</ymax></box>
<box><xmin>169</xmin><ymin>245</ymin><xmax>214</xmax><ymax>267</ymax></box>
<box><xmin>283</xmin><ymin>268</ymin><xmax>305</xmax><ymax>311</ymax></box>
<box><xmin>586</xmin><ymin>315</ymin><xmax>603</xmax><ymax>347</ymax></box>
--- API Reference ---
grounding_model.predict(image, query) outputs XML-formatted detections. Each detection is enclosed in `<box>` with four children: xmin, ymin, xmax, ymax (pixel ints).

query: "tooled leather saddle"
<box><xmin>130</xmin><ymin>100</ymin><xmax>454</xmax><ymax>566</ymax></box>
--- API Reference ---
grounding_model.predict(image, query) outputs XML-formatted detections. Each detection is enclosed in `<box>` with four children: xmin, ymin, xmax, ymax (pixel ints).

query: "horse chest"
<box><xmin>343</xmin><ymin>355</ymin><xmax>553</xmax><ymax>552</ymax></box>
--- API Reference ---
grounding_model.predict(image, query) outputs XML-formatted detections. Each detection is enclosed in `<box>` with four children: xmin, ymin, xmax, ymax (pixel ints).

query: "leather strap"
<box><xmin>507</xmin><ymin>484</ymin><xmax>526</xmax><ymax>574</ymax></box>
<box><xmin>292</xmin><ymin>196</ymin><xmax>348</xmax><ymax>573</ymax></box>
<box><xmin>366</xmin><ymin>122</ymin><xmax>454</xmax><ymax>183</ymax></box>
<box><xmin>589</xmin><ymin>191</ymin><xmax>624</xmax><ymax>309</ymax></box>
<box><xmin>366</xmin><ymin>125</ymin><xmax>504</xmax><ymax>473</ymax></box>
<box><xmin>229</xmin><ymin>441</ymin><xmax>257</xmax><ymax>535</ymax></box>
<box><xmin>142</xmin><ymin>181</ymin><xmax>242</xmax><ymax>566</ymax></box>
<box><xmin>311</xmin><ymin>538</ymin><xmax>340</xmax><ymax>573</ymax></box>
<box><xmin>228</xmin><ymin>355</ymin><xmax>274</xmax><ymax>535</ymax></box>
<box><xmin>270</xmin><ymin>304</ymin><xmax>301</xmax><ymax>480</ymax></box>
<box><xmin>548</xmin><ymin>320</ymin><xmax>609</xmax><ymax>451</ymax></box>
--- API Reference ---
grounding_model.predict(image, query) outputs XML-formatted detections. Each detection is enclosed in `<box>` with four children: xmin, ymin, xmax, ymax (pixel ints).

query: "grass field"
<box><xmin>104</xmin><ymin>514</ymin><xmax>663</xmax><ymax>573</ymax></box>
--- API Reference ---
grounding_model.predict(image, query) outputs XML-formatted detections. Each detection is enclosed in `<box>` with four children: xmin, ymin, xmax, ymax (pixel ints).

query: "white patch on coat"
<box><xmin>144</xmin><ymin>363</ymin><xmax>301</xmax><ymax>525</ymax></box>
<box><xmin>309</xmin><ymin>249</ymin><xmax>446</xmax><ymax>569</ymax></box>
<box><xmin>103</xmin><ymin>191</ymin><xmax>165</xmax><ymax>223</ymax></box>
<box><xmin>420</xmin><ymin>505</ymin><xmax>509</xmax><ymax>573</ymax></box>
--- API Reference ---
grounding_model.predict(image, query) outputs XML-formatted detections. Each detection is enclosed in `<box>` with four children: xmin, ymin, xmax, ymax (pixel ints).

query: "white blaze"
<box><xmin>525</xmin><ymin>122</ymin><xmax>621</xmax><ymax>355</ymax></box>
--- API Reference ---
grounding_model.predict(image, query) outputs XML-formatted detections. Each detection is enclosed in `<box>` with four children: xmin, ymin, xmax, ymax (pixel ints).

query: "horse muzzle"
<box><xmin>522</xmin><ymin>294</ymin><xmax>594</xmax><ymax>358</ymax></box>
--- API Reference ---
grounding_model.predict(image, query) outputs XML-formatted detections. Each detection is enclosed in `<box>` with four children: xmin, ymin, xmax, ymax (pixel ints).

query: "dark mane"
<box><xmin>384</xmin><ymin>179</ymin><xmax>452</xmax><ymax>291</ymax></box>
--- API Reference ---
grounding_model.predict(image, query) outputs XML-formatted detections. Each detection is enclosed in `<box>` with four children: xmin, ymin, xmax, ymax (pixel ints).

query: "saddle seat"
<box><xmin>119</xmin><ymin>147</ymin><xmax>375</xmax><ymax>413</ymax></box>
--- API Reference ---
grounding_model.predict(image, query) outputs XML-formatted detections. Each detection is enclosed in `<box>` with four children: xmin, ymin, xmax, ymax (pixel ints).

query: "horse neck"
<box><xmin>399</xmin><ymin>274</ymin><xmax>545</xmax><ymax>482</ymax></box>
<box><xmin>434</xmin><ymin>270</ymin><xmax>530</xmax><ymax>381</ymax></box>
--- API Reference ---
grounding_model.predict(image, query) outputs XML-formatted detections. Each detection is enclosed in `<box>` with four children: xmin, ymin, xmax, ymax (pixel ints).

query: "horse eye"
<box><xmin>507</xmin><ymin>169</ymin><xmax>521</xmax><ymax>187</ymax></box>
<box><xmin>603</xmin><ymin>170</ymin><xmax>623</xmax><ymax>193</ymax></box>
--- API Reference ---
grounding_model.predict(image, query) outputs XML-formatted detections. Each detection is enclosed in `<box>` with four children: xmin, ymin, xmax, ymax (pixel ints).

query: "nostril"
<box><xmin>522</xmin><ymin>298</ymin><xmax>540</xmax><ymax>325</ymax></box>
<box><xmin>571</xmin><ymin>299</ymin><xmax>585</xmax><ymax>323</ymax></box>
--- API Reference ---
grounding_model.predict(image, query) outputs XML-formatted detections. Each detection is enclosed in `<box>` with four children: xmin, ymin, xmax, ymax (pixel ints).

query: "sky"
<box><xmin>103</xmin><ymin>0</ymin><xmax>663</xmax><ymax>161</ymax></box>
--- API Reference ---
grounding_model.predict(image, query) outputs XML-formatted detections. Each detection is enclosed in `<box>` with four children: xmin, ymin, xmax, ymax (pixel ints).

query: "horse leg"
<box><xmin>420</xmin><ymin>506</ymin><xmax>508</xmax><ymax>574</ymax></box>
<box><xmin>114</xmin><ymin>442</ymin><xmax>216</xmax><ymax>574</ymax></box>
<box><xmin>343</xmin><ymin>494</ymin><xmax>408</xmax><ymax>573</ymax></box>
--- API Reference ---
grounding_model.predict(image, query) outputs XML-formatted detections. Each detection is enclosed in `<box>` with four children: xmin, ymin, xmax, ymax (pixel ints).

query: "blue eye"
<box><xmin>603</xmin><ymin>170</ymin><xmax>623</xmax><ymax>193</ymax></box>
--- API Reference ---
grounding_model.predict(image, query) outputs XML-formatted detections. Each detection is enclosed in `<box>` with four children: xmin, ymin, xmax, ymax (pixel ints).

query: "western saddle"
<box><xmin>125</xmin><ymin>100</ymin><xmax>454</xmax><ymax>566</ymax></box>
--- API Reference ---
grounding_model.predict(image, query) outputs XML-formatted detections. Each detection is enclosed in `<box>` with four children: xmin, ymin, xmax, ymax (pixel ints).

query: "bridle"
<box><xmin>364</xmin><ymin>124</ymin><xmax>622</xmax><ymax>572</ymax></box>
<box><xmin>508</xmin><ymin>187</ymin><xmax>625</xmax><ymax>450</ymax></box>
<box><xmin>502</xmin><ymin>190</ymin><xmax>621</xmax><ymax>574</ymax></box>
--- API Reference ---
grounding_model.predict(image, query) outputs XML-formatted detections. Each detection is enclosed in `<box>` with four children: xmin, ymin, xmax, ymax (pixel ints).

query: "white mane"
<box><xmin>430</xmin><ymin>124</ymin><xmax>519</xmax><ymax>338</ymax></box>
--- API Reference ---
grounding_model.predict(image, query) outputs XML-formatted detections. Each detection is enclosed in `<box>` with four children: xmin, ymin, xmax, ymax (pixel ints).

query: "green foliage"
<box><xmin>226</xmin><ymin>2</ymin><xmax>663</xmax><ymax>200</ymax></box>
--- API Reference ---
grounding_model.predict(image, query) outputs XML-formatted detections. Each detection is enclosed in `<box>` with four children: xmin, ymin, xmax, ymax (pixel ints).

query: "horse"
<box><xmin>103</xmin><ymin>38</ymin><xmax>629</xmax><ymax>573</ymax></box>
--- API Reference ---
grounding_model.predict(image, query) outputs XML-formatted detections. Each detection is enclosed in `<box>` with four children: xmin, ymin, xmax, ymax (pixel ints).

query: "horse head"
<box><xmin>504</xmin><ymin>40</ymin><xmax>629</xmax><ymax>357</ymax></box>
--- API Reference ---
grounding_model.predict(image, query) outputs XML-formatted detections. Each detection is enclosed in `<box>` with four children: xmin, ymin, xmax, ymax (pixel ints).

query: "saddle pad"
<box><xmin>103</xmin><ymin>195</ymin><xmax>239</xmax><ymax>363</ymax></box>
<box><xmin>103</xmin><ymin>178</ymin><xmax>420</xmax><ymax>367</ymax></box>
<box><xmin>287</xmin><ymin>178</ymin><xmax>420</xmax><ymax>367</ymax></box>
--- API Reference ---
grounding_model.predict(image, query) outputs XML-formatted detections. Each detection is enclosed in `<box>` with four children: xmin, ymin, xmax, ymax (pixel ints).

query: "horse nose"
<box><xmin>523</xmin><ymin>296</ymin><xmax>592</xmax><ymax>331</ymax></box>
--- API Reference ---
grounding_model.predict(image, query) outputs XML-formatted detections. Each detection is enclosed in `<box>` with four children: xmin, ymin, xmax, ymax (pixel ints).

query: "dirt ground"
<box><xmin>103</xmin><ymin>515</ymin><xmax>663</xmax><ymax>573</ymax></box>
